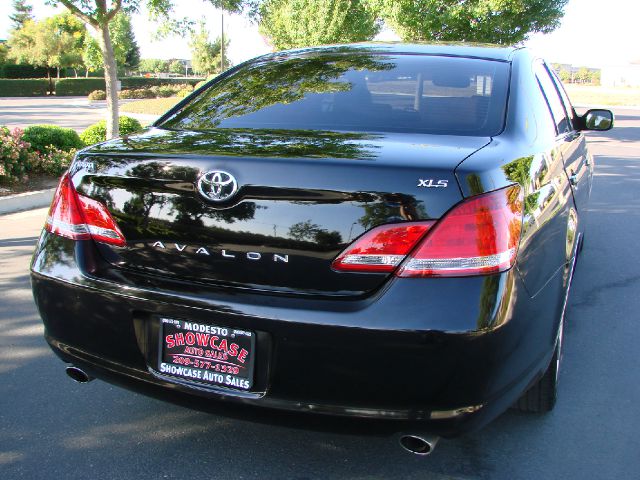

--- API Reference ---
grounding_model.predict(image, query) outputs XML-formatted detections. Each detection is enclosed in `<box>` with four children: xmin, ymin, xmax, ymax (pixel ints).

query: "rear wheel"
<box><xmin>514</xmin><ymin>318</ymin><xmax>563</xmax><ymax>413</ymax></box>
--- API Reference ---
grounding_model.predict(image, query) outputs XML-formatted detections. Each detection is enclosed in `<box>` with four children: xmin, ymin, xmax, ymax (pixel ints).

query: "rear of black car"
<box><xmin>31</xmin><ymin>45</ymin><xmax>558</xmax><ymax>436</ymax></box>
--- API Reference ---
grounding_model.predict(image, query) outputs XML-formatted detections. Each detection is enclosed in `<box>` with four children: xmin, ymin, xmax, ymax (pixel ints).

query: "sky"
<box><xmin>0</xmin><ymin>0</ymin><xmax>638</xmax><ymax>68</ymax></box>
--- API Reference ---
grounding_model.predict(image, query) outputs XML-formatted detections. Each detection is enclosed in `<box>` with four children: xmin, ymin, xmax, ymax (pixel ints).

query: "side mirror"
<box><xmin>581</xmin><ymin>109</ymin><xmax>614</xmax><ymax>131</ymax></box>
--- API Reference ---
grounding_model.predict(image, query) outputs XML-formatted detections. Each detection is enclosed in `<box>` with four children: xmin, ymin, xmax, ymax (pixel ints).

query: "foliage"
<box><xmin>190</xmin><ymin>21</ymin><xmax>229</xmax><ymax>75</ymax></box>
<box><xmin>121</xmin><ymin>77</ymin><xmax>201</xmax><ymax>88</ymax></box>
<box><xmin>119</xmin><ymin>88</ymin><xmax>156</xmax><ymax>99</ymax></box>
<box><xmin>168</xmin><ymin>59</ymin><xmax>185</xmax><ymax>75</ymax></box>
<box><xmin>0</xmin><ymin>127</ymin><xmax>38</xmax><ymax>182</ymax></box>
<box><xmin>0</xmin><ymin>79</ymin><xmax>50</xmax><ymax>96</ymax></box>
<box><xmin>259</xmin><ymin>0</ymin><xmax>380</xmax><ymax>50</ymax></box>
<box><xmin>7</xmin><ymin>13</ymin><xmax>87</xmax><ymax>76</ymax></box>
<box><xmin>22</xmin><ymin>125</ymin><xmax>84</xmax><ymax>153</ymax></box>
<box><xmin>30</xmin><ymin>146</ymin><xmax>76</xmax><ymax>175</ymax></box>
<box><xmin>80</xmin><ymin>116</ymin><xmax>143</xmax><ymax>145</ymax></box>
<box><xmin>82</xmin><ymin>36</ymin><xmax>104</xmax><ymax>73</ymax></box>
<box><xmin>176</xmin><ymin>87</ymin><xmax>193</xmax><ymax>98</ymax></box>
<box><xmin>110</xmin><ymin>12</ymin><xmax>141</xmax><ymax>71</ymax></box>
<box><xmin>139</xmin><ymin>58</ymin><xmax>169</xmax><ymax>74</ymax></box>
<box><xmin>55</xmin><ymin>78</ymin><xmax>105</xmax><ymax>95</ymax></box>
<box><xmin>10</xmin><ymin>0</ymin><xmax>34</xmax><ymax>30</ymax></box>
<box><xmin>372</xmin><ymin>0</ymin><xmax>568</xmax><ymax>44</ymax></box>
<box><xmin>88</xmin><ymin>89</ymin><xmax>107</xmax><ymax>100</ymax></box>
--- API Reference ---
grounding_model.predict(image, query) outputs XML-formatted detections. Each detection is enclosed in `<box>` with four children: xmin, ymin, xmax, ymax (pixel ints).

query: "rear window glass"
<box><xmin>160</xmin><ymin>53</ymin><xmax>510</xmax><ymax>136</ymax></box>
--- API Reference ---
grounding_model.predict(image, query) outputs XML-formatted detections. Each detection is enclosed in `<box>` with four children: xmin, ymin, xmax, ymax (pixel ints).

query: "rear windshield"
<box><xmin>160</xmin><ymin>53</ymin><xmax>510</xmax><ymax>136</ymax></box>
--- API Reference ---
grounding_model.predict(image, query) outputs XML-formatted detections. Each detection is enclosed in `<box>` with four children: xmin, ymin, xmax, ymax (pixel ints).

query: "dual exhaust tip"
<box><xmin>65</xmin><ymin>366</ymin><xmax>93</xmax><ymax>384</ymax></box>
<box><xmin>64</xmin><ymin>365</ymin><xmax>439</xmax><ymax>455</ymax></box>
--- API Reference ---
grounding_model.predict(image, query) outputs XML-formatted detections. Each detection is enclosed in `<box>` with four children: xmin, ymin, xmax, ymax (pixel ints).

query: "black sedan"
<box><xmin>31</xmin><ymin>43</ymin><xmax>613</xmax><ymax>455</ymax></box>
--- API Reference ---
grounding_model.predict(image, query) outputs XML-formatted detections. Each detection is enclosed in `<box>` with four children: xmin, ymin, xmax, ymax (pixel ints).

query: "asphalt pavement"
<box><xmin>1</xmin><ymin>110</ymin><xmax>639</xmax><ymax>479</ymax></box>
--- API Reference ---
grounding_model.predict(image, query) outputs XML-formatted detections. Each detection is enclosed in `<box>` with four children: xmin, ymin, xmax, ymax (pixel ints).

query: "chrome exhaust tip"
<box><xmin>65</xmin><ymin>366</ymin><xmax>93</xmax><ymax>384</ymax></box>
<box><xmin>399</xmin><ymin>434</ymin><xmax>439</xmax><ymax>456</ymax></box>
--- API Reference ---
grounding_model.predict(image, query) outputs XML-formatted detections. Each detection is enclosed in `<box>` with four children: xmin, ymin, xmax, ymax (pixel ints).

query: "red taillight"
<box><xmin>332</xmin><ymin>185</ymin><xmax>523</xmax><ymax>277</ymax></box>
<box><xmin>332</xmin><ymin>222</ymin><xmax>435</xmax><ymax>272</ymax></box>
<box><xmin>45</xmin><ymin>173</ymin><xmax>126</xmax><ymax>247</ymax></box>
<box><xmin>398</xmin><ymin>185</ymin><xmax>523</xmax><ymax>277</ymax></box>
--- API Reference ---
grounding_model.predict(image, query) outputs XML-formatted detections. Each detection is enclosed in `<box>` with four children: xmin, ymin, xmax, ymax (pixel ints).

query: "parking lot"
<box><xmin>1</xmin><ymin>109</ymin><xmax>639</xmax><ymax>479</ymax></box>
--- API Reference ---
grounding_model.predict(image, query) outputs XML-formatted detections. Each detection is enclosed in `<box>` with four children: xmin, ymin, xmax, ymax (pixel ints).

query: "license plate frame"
<box><xmin>158</xmin><ymin>317</ymin><xmax>255</xmax><ymax>391</ymax></box>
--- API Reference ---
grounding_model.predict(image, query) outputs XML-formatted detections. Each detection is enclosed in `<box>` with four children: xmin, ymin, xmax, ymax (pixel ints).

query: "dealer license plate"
<box><xmin>158</xmin><ymin>317</ymin><xmax>255</xmax><ymax>391</ymax></box>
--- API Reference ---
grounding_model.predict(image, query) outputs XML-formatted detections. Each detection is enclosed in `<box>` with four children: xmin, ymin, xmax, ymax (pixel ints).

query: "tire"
<box><xmin>514</xmin><ymin>319</ymin><xmax>563</xmax><ymax>413</ymax></box>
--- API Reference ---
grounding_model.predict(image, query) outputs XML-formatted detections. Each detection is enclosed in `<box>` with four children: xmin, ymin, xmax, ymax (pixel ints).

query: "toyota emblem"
<box><xmin>197</xmin><ymin>170</ymin><xmax>238</xmax><ymax>202</ymax></box>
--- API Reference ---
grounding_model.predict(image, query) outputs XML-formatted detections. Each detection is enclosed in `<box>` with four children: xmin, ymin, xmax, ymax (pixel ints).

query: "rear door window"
<box><xmin>535</xmin><ymin>61</ymin><xmax>571</xmax><ymax>135</ymax></box>
<box><xmin>161</xmin><ymin>53</ymin><xmax>510</xmax><ymax>136</ymax></box>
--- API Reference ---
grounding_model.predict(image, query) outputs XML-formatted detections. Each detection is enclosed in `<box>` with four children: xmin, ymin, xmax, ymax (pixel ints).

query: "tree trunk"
<box><xmin>97</xmin><ymin>24</ymin><xmax>119</xmax><ymax>139</ymax></box>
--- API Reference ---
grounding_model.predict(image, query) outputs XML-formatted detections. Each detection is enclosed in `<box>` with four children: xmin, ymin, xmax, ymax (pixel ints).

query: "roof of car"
<box><xmin>267</xmin><ymin>42</ymin><xmax>523</xmax><ymax>62</ymax></box>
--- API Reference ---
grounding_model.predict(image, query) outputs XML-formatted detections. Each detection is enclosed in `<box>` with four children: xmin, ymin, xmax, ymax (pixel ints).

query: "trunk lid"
<box><xmin>74</xmin><ymin>128</ymin><xmax>489</xmax><ymax>296</ymax></box>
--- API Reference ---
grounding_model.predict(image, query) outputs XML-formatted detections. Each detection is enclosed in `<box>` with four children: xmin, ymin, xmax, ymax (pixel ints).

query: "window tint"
<box><xmin>535</xmin><ymin>61</ymin><xmax>570</xmax><ymax>135</ymax></box>
<box><xmin>161</xmin><ymin>53</ymin><xmax>510</xmax><ymax>136</ymax></box>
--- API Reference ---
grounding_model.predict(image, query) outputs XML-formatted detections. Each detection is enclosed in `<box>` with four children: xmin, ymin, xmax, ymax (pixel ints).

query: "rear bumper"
<box><xmin>31</xmin><ymin>234</ymin><xmax>566</xmax><ymax>437</ymax></box>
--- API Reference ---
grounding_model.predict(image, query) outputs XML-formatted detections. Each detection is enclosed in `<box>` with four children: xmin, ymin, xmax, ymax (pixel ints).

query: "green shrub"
<box><xmin>0</xmin><ymin>79</ymin><xmax>50</xmax><ymax>97</ymax></box>
<box><xmin>55</xmin><ymin>78</ymin><xmax>105</xmax><ymax>96</ymax></box>
<box><xmin>121</xmin><ymin>77</ymin><xmax>201</xmax><ymax>88</ymax></box>
<box><xmin>88</xmin><ymin>89</ymin><xmax>106</xmax><ymax>101</ymax></box>
<box><xmin>31</xmin><ymin>146</ymin><xmax>76</xmax><ymax>176</ymax></box>
<box><xmin>0</xmin><ymin>64</ymin><xmax>49</xmax><ymax>79</ymax></box>
<box><xmin>22</xmin><ymin>125</ymin><xmax>84</xmax><ymax>153</ymax></box>
<box><xmin>0</xmin><ymin>127</ymin><xmax>38</xmax><ymax>182</ymax></box>
<box><xmin>176</xmin><ymin>88</ymin><xmax>192</xmax><ymax>98</ymax></box>
<box><xmin>155</xmin><ymin>85</ymin><xmax>177</xmax><ymax>98</ymax></box>
<box><xmin>80</xmin><ymin>116</ymin><xmax>143</xmax><ymax>145</ymax></box>
<box><xmin>119</xmin><ymin>88</ymin><xmax>155</xmax><ymax>99</ymax></box>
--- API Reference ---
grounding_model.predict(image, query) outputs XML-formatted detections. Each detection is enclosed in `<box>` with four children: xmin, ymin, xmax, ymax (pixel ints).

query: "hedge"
<box><xmin>121</xmin><ymin>77</ymin><xmax>202</xmax><ymax>88</ymax></box>
<box><xmin>80</xmin><ymin>116</ymin><xmax>142</xmax><ymax>146</ymax></box>
<box><xmin>0</xmin><ymin>64</ymin><xmax>49</xmax><ymax>79</ymax></box>
<box><xmin>55</xmin><ymin>78</ymin><xmax>106</xmax><ymax>96</ymax></box>
<box><xmin>22</xmin><ymin>125</ymin><xmax>84</xmax><ymax>153</ymax></box>
<box><xmin>0</xmin><ymin>79</ymin><xmax>50</xmax><ymax>96</ymax></box>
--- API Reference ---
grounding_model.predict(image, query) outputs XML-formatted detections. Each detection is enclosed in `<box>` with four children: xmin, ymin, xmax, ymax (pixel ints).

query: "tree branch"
<box><xmin>106</xmin><ymin>0</ymin><xmax>123</xmax><ymax>21</ymax></box>
<box><xmin>58</xmin><ymin>0</ymin><xmax>99</xmax><ymax>28</ymax></box>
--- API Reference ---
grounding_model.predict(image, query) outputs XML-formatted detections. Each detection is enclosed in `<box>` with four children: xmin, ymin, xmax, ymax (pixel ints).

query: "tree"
<box><xmin>168</xmin><ymin>59</ymin><xmax>185</xmax><ymax>75</ymax></box>
<box><xmin>110</xmin><ymin>12</ymin><xmax>140</xmax><ymax>72</ymax></box>
<box><xmin>7</xmin><ymin>13</ymin><xmax>86</xmax><ymax>78</ymax></box>
<box><xmin>190</xmin><ymin>21</ymin><xmax>229</xmax><ymax>75</ymax></box>
<box><xmin>10</xmin><ymin>0</ymin><xmax>34</xmax><ymax>30</ymax></box>
<box><xmin>373</xmin><ymin>0</ymin><xmax>568</xmax><ymax>44</ymax></box>
<box><xmin>259</xmin><ymin>0</ymin><xmax>380</xmax><ymax>50</ymax></box>
<box><xmin>53</xmin><ymin>0</ymin><xmax>252</xmax><ymax>140</ymax></box>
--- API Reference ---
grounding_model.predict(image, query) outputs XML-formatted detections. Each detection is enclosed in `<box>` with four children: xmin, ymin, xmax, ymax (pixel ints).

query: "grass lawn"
<box><xmin>565</xmin><ymin>85</ymin><xmax>640</xmax><ymax>107</ymax></box>
<box><xmin>120</xmin><ymin>97</ymin><xmax>181</xmax><ymax>115</ymax></box>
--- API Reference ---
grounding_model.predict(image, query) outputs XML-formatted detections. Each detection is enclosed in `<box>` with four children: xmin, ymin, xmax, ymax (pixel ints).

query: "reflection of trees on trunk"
<box><xmin>288</xmin><ymin>219</ymin><xmax>342</xmax><ymax>247</ymax></box>
<box><xmin>122</xmin><ymin>192</ymin><xmax>168</xmax><ymax>230</ymax></box>
<box><xmin>88</xmin><ymin>128</ymin><xmax>383</xmax><ymax>161</ymax></box>
<box><xmin>162</xmin><ymin>50</ymin><xmax>395</xmax><ymax>130</ymax></box>
<box><xmin>358</xmin><ymin>194</ymin><xmax>427</xmax><ymax>229</ymax></box>
<box><xmin>168</xmin><ymin>197</ymin><xmax>260</xmax><ymax>228</ymax></box>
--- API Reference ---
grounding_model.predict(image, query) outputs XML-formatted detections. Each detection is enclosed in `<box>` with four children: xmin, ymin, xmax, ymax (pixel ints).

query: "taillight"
<box><xmin>398</xmin><ymin>185</ymin><xmax>523</xmax><ymax>277</ymax></box>
<box><xmin>332</xmin><ymin>185</ymin><xmax>523</xmax><ymax>277</ymax></box>
<box><xmin>332</xmin><ymin>222</ymin><xmax>435</xmax><ymax>272</ymax></box>
<box><xmin>45</xmin><ymin>173</ymin><xmax>126</xmax><ymax>247</ymax></box>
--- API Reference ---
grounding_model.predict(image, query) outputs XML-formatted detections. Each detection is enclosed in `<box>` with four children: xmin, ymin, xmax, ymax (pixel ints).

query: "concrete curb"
<box><xmin>0</xmin><ymin>188</ymin><xmax>54</xmax><ymax>216</ymax></box>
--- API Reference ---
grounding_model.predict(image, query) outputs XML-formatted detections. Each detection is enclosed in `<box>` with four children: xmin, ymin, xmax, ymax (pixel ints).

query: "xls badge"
<box><xmin>197</xmin><ymin>170</ymin><xmax>238</xmax><ymax>202</ymax></box>
<box><xmin>418</xmin><ymin>179</ymin><xmax>448</xmax><ymax>188</ymax></box>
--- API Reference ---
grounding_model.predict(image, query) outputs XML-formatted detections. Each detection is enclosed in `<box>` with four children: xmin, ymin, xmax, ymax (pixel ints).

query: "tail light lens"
<box><xmin>332</xmin><ymin>185</ymin><xmax>523</xmax><ymax>277</ymax></box>
<box><xmin>45</xmin><ymin>173</ymin><xmax>126</xmax><ymax>247</ymax></box>
<box><xmin>398</xmin><ymin>185</ymin><xmax>523</xmax><ymax>277</ymax></box>
<box><xmin>332</xmin><ymin>222</ymin><xmax>435</xmax><ymax>272</ymax></box>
